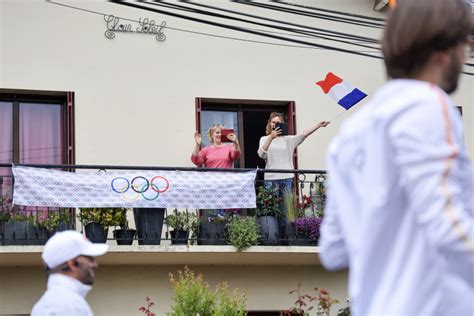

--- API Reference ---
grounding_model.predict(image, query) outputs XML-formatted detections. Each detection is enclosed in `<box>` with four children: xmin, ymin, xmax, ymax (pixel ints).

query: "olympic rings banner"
<box><xmin>12</xmin><ymin>166</ymin><xmax>257</xmax><ymax>209</ymax></box>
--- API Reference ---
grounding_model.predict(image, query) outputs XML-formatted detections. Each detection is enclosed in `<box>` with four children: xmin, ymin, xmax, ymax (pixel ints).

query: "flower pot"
<box><xmin>1</xmin><ymin>221</ymin><xmax>47</xmax><ymax>245</ymax></box>
<box><xmin>84</xmin><ymin>223</ymin><xmax>108</xmax><ymax>243</ymax></box>
<box><xmin>133</xmin><ymin>208</ymin><xmax>165</xmax><ymax>245</ymax></box>
<box><xmin>198</xmin><ymin>221</ymin><xmax>227</xmax><ymax>245</ymax></box>
<box><xmin>114</xmin><ymin>229</ymin><xmax>136</xmax><ymax>245</ymax></box>
<box><xmin>257</xmin><ymin>216</ymin><xmax>279</xmax><ymax>245</ymax></box>
<box><xmin>170</xmin><ymin>229</ymin><xmax>189</xmax><ymax>245</ymax></box>
<box><xmin>29</xmin><ymin>225</ymin><xmax>48</xmax><ymax>245</ymax></box>
<box><xmin>287</xmin><ymin>223</ymin><xmax>315</xmax><ymax>246</ymax></box>
<box><xmin>2</xmin><ymin>221</ymin><xmax>26</xmax><ymax>245</ymax></box>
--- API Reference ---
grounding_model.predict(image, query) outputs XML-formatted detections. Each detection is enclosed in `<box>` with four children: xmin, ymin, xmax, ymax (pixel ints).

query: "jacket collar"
<box><xmin>47</xmin><ymin>273</ymin><xmax>92</xmax><ymax>298</ymax></box>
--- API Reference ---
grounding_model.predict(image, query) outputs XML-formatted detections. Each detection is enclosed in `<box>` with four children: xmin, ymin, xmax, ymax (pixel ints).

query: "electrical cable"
<box><xmin>178</xmin><ymin>1</ymin><xmax>381</xmax><ymax>50</ymax></box>
<box><xmin>112</xmin><ymin>0</ymin><xmax>383</xmax><ymax>60</ymax></box>
<box><xmin>272</xmin><ymin>0</ymin><xmax>386</xmax><ymax>22</ymax></box>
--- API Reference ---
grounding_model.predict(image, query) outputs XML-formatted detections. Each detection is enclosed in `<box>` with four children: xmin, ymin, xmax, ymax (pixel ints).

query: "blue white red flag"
<box><xmin>316</xmin><ymin>72</ymin><xmax>367</xmax><ymax>110</ymax></box>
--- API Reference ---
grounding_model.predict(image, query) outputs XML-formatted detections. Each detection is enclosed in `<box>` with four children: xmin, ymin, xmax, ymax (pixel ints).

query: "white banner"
<box><xmin>12</xmin><ymin>166</ymin><xmax>257</xmax><ymax>209</ymax></box>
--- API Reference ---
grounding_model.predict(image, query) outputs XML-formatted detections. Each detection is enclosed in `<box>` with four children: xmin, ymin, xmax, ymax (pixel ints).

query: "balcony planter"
<box><xmin>133</xmin><ymin>208</ymin><xmax>165</xmax><ymax>245</ymax></box>
<box><xmin>170</xmin><ymin>229</ymin><xmax>189</xmax><ymax>245</ymax></box>
<box><xmin>257</xmin><ymin>216</ymin><xmax>279</xmax><ymax>245</ymax></box>
<box><xmin>1</xmin><ymin>221</ymin><xmax>48</xmax><ymax>245</ymax></box>
<box><xmin>198</xmin><ymin>221</ymin><xmax>227</xmax><ymax>245</ymax></box>
<box><xmin>113</xmin><ymin>228</ymin><xmax>136</xmax><ymax>245</ymax></box>
<box><xmin>287</xmin><ymin>223</ymin><xmax>314</xmax><ymax>246</ymax></box>
<box><xmin>84</xmin><ymin>223</ymin><xmax>108</xmax><ymax>243</ymax></box>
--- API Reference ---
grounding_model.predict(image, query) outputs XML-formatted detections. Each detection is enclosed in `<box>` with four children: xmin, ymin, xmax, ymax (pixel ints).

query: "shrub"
<box><xmin>255</xmin><ymin>186</ymin><xmax>280</xmax><ymax>217</ymax></box>
<box><xmin>226</xmin><ymin>216</ymin><xmax>259</xmax><ymax>251</ymax></box>
<box><xmin>167</xmin><ymin>266</ymin><xmax>247</xmax><ymax>316</ymax></box>
<box><xmin>78</xmin><ymin>208</ymin><xmax>124</xmax><ymax>228</ymax></box>
<box><xmin>167</xmin><ymin>266</ymin><xmax>216</xmax><ymax>316</ymax></box>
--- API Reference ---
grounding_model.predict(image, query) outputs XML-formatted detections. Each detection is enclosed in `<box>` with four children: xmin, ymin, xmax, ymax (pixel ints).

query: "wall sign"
<box><xmin>104</xmin><ymin>15</ymin><xmax>166</xmax><ymax>42</ymax></box>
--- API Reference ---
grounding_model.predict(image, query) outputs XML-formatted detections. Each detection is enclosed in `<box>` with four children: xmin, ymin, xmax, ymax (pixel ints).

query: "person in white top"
<box><xmin>319</xmin><ymin>1</ymin><xmax>473</xmax><ymax>315</ymax></box>
<box><xmin>258</xmin><ymin>112</ymin><xmax>329</xmax><ymax>234</ymax></box>
<box><xmin>31</xmin><ymin>230</ymin><xmax>109</xmax><ymax>316</ymax></box>
<box><xmin>258</xmin><ymin>112</ymin><xmax>329</xmax><ymax>185</ymax></box>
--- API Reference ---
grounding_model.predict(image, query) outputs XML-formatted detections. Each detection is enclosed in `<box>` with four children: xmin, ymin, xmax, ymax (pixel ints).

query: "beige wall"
<box><xmin>2</xmin><ymin>0</ymin><xmax>470</xmax><ymax>169</ymax></box>
<box><xmin>0</xmin><ymin>0</ymin><xmax>472</xmax><ymax>314</ymax></box>
<box><xmin>0</xmin><ymin>265</ymin><xmax>348</xmax><ymax>315</ymax></box>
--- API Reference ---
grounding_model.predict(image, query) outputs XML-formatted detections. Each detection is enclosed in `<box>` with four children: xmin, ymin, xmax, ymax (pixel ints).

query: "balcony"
<box><xmin>0</xmin><ymin>164</ymin><xmax>326</xmax><ymax>266</ymax></box>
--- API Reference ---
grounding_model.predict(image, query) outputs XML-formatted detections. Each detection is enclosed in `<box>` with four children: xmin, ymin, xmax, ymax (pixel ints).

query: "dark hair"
<box><xmin>382</xmin><ymin>0</ymin><xmax>472</xmax><ymax>78</ymax></box>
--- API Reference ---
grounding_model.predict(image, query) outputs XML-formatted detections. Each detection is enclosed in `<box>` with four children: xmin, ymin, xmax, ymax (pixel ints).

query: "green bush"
<box><xmin>167</xmin><ymin>266</ymin><xmax>217</xmax><ymax>316</ymax></box>
<box><xmin>78</xmin><ymin>208</ymin><xmax>124</xmax><ymax>228</ymax></box>
<box><xmin>167</xmin><ymin>266</ymin><xmax>247</xmax><ymax>316</ymax></box>
<box><xmin>214</xmin><ymin>283</ymin><xmax>247</xmax><ymax>316</ymax></box>
<box><xmin>226</xmin><ymin>216</ymin><xmax>259</xmax><ymax>251</ymax></box>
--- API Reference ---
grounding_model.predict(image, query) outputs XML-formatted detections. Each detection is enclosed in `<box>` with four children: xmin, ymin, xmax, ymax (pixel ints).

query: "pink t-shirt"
<box><xmin>191</xmin><ymin>144</ymin><xmax>240</xmax><ymax>168</ymax></box>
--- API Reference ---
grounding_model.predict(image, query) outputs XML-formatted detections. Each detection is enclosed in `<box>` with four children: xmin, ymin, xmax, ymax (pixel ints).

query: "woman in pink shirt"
<box><xmin>191</xmin><ymin>124</ymin><xmax>240</xmax><ymax>168</ymax></box>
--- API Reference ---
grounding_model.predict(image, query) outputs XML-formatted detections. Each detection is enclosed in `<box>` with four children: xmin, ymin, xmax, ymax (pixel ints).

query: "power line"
<box><xmin>272</xmin><ymin>0</ymin><xmax>386</xmax><ymax>22</ymax></box>
<box><xmin>236</xmin><ymin>1</ymin><xmax>384</xmax><ymax>29</ymax></box>
<box><xmin>234</xmin><ymin>0</ymin><xmax>385</xmax><ymax>28</ymax></box>
<box><xmin>111</xmin><ymin>1</ymin><xmax>383</xmax><ymax>60</ymax></box>
<box><xmin>178</xmin><ymin>1</ymin><xmax>381</xmax><ymax>49</ymax></box>
<box><xmin>46</xmin><ymin>0</ymin><xmax>379</xmax><ymax>53</ymax></box>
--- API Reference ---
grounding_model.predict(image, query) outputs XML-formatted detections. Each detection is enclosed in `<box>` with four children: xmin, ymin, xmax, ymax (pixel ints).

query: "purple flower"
<box><xmin>293</xmin><ymin>217</ymin><xmax>322</xmax><ymax>241</ymax></box>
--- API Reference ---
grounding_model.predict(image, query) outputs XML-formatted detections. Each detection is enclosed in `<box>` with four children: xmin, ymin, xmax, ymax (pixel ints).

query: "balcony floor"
<box><xmin>0</xmin><ymin>245</ymin><xmax>321</xmax><ymax>266</ymax></box>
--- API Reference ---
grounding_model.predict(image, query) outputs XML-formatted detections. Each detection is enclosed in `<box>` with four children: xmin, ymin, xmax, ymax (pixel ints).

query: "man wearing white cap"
<box><xmin>31</xmin><ymin>230</ymin><xmax>109</xmax><ymax>316</ymax></box>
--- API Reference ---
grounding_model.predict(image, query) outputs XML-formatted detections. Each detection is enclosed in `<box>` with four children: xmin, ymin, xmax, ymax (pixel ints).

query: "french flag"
<box><xmin>316</xmin><ymin>72</ymin><xmax>367</xmax><ymax>110</ymax></box>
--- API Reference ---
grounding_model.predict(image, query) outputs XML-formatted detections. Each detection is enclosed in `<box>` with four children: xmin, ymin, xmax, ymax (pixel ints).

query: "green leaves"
<box><xmin>226</xmin><ymin>216</ymin><xmax>259</xmax><ymax>251</ymax></box>
<box><xmin>167</xmin><ymin>266</ymin><xmax>247</xmax><ymax>316</ymax></box>
<box><xmin>256</xmin><ymin>186</ymin><xmax>280</xmax><ymax>217</ymax></box>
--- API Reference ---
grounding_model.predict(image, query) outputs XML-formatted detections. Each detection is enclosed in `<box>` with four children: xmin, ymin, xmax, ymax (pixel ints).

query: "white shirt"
<box><xmin>319</xmin><ymin>80</ymin><xmax>474</xmax><ymax>316</ymax></box>
<box><xmin>258</xmin><ymin>134</ymin><xmax>305</xmax><ymax>180</ymax></box>
<box><xmin>31</xmin><ymin>273</ymin><xmax>94</xmax><ymax>316</ymax></box>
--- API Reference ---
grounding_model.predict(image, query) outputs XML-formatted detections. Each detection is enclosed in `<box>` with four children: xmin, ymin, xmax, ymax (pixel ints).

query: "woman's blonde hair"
<box><xmin>207</xmin><ymin>124</ymin><xmax>224</xmax><ymax>143</ymax></box>
<box><xmin>266</xmin><ymin>112</ymin><xmax>285</xmax><ymax>135</ymax></box>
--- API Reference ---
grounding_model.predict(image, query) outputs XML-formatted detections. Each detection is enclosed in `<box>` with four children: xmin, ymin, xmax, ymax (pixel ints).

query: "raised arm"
<box><xmin>302</xmin><ymin>121</ymin><xmax>330</xmax><ymax>138</ymax></box>
<box><xmin>227</xmin><ymin>133</ymin><xmax>241</xmax><ymax>160</ymax></box>
<box><xmin>191</xmin><ymin>132</ymin><xmax>205</xmax><ymax>166</ymax></box>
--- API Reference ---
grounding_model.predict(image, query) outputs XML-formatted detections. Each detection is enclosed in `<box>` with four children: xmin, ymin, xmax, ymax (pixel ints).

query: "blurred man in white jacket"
<box><xmin>319</xmin><ymin>0</ymin><xmax>473</xmax><ymax>315</ymax></box>
<box><xmin>31</xmin><ymin>231</ymin><xmax>108</xmax><ymax>316</ymax></box>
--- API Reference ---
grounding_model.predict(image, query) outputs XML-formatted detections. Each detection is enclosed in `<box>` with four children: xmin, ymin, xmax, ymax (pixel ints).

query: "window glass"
<box><xmin>0</xmin><ymin>102</ymin><xmax>13</xmax><ymax>200</ymax></box>
<box><xmin>19</xmin><ymin>102</ymin><xmax>63</xmax><ymax>164</ymax></box>
<box><xmin>201</xmin><ymin>110</ymin><xmax>239</xmax><ymax>147</ymax></box>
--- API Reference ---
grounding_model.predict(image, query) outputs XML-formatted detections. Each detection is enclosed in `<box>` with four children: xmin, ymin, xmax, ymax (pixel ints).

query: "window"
<box><xmin>0</xmin><ymin>90</ymin><xmax>75</xmax><ymax>200</ymax></box>
<box><xmin>195</xmin><ymin>98</ymin><xmax>297</xmax><ymax>171</ymax></box>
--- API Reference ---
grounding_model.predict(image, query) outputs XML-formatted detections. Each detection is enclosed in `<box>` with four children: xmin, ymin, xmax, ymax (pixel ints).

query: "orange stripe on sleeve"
<box><xmin>434</xmin><ymin>86</ymin><xmax>474</xmax><ymax>252</ymax></box>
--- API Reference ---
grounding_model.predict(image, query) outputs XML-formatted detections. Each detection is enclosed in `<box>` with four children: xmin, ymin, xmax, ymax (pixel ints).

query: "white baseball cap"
<box><xmin>42</xmin><ymin>230</ymin><xmax>109</xmax><ymax>269</ymax></box>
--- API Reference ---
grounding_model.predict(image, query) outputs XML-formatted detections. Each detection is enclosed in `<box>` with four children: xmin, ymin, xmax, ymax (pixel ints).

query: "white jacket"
<box><xmin>319</xmin><ymin>79</ymin><xmax>474</xmax><ymax>316</ymax></box>
<box><xmin>31</xmin><ymin>274</ymin><xmax>94</xmax><ymax>316</ymax></box>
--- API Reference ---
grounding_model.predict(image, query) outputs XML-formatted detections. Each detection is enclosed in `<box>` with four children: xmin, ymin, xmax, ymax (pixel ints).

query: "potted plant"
<box><xmin>2</xmin><ymin>210</ymin><xmax>31</xmax><ymax>245</ymax></box>
<box><xmin>78</xmin><ymin>208</ymin><xmax>123</xmax><ymax>243</ymax></box>
<box><xmin>133</xmin><ymin>207</ymin><xmax>165</xmax><ymax>245</ymax></box>
<box><xmin>164</xmin><ymin>210</ymin><xmax>197</xmax><ymax>245</ymax></box>
<box><xmin>255</xmin><ymin>186</ymin><xmax>280</xmax><ymax>245</ymax></box>
<box><xmin>285</xmin><ymin>194</ymin><xmax>319</xmax><ymax>246</ymax></box>
<box><xmin>226</xmin><ymin>215</ymin><xmax>259</xmax><ymax>251</ymax></box>
<box><xmin>292</xmin><ymin>217</ymin><xmax>321</xmax><ymax>246</ymax></box>
<box><xmin>39</xmin><ymin>208</ymin><xmax>74</xmax><ymax>237</ymax></box>
<box><xmin>197</xmin><ymin>211</ymin><xmax>229</xmax><ymax>246</ymax></box>
<box><xmin>113</xmin><ymin>208</ymin><xmax>136</xmax><ymax>245</ymax></box>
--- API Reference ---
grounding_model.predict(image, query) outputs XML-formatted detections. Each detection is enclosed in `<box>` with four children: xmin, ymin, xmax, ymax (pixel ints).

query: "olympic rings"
<box><xmin>111</xmin><ymin>177</ymin><xmax>130</xmax><ymax>193</ymax></box>
<box><xmin>111</xmin><ymin>175</ymin><xmax>169</xmax><ymax>202</ymax></box>
<box><xmin>141</xmin><ymin>183</ymin><xmax>160</xmax><ymax>201</ymax></box>
<box><xmin>131</xmin><ymin>176</ymin><xmax>149</xmax><ymax>193</ymax></box>
<box><xmin>150</xmin><ymin>176</ymin><xmax>169</xmax><ymax>193</ymax></box>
